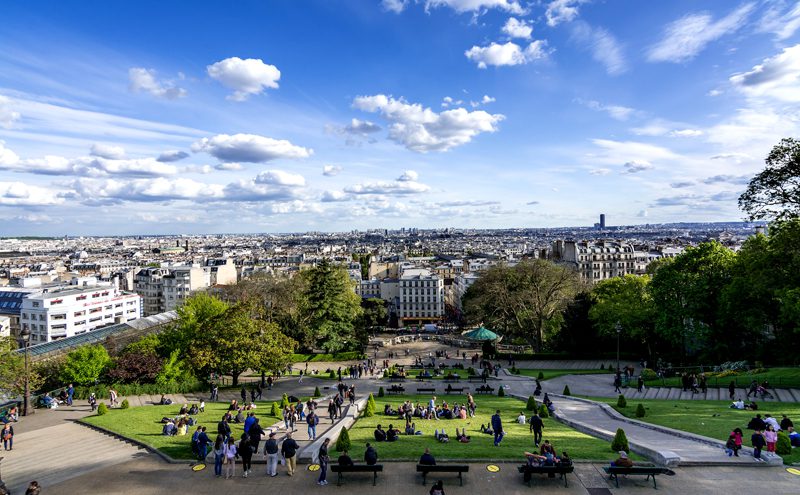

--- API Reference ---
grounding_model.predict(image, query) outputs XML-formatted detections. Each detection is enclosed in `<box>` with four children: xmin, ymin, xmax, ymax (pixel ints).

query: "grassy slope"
<box><xmin>642</xmin><ymin>368</ymin><xmax>800</xmax><ymax>389</ymax></box>
<box><xmin>82</xmin><ymin>401</ymin><xmax>283</xmax><ymax>460</ymax></box>
<box><xmin>599</xmin><ymin>397</ymin><xmax>800</xmax><ymax>465</ymax></box>
<box><xmin>347</xmin><ymin>394</ymin><xmax>622</xmax><ymax>461</ymax></box>
<box><xmin>516</xmin><ymin>369</ymin><xmax>612</xmax><ymax>380</ymax></box>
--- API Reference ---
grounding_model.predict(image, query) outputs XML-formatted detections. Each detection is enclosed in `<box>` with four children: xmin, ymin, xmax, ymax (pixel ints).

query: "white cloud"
<box><xmin>214</xmin><ymin>162</ymin><xmax>244</xmax><ymax>171</ymax></box>
<box><xmin>345</xmin><ymin>180</ymin><xmax>431</xmax><ymax>195</ymax></box>
<box><xmin>729</xmin><ymin>44</ymin><xmax>800</xmax><ymax>102</ymax></box>
<box><xmin>482</xmin><ymin>95</ymin><xmax>496</xmax><ymax>104</ymax></box>
<box><xmin>589</xmin><ymin>168</ymin><xmax>611</xmax><ymax>176</ymax></box>
<box><xmin>647</xmin><ymin>3</ymin><xmax>755</xmax><ymax>63</ymax></box>
<box><xmin>344</xmin><ymin>118</ymin><xmax>382</xmax><ymax>136</ymax></box>
<box><xmin>352</xmin><ymin>94</ymin><xmax>504</xmax><ymax>152</ymax></box>
<box><xmin>465</xmin><ymin>40</ymin><xmax>550</xmax><ymax>68</ymax></box>
<box><xmin>2</xmin><ymin>154</ymin><xmax>178</xmax><ymax>177</ymax></box>
<box><xmin>571</xmin><ymin>22</ymin><xmax>627</xmax><ymax>75</ymax></box>
<box><xmin>191</xmin><ymin>133</ymin><xmax>312</xmax><ymax>163</ymax></box>
<box><xmin>182</xmin><ymin>164</ymin><xmax>213</xmax><ymax>174</ymax></box>
<box><xmin>0</xmin><ymin>182</ymin><xmax>63</xmax><ymax>206</ymax></box>
<box><xmin>502</xmin><ymin>17</ymin><xmax>532</xmax><ymax>39</ymax></box>
<box><xmin>0</xmin><ymin>141</ymin><xmax>20</xmax><ymax>166</ymax></box>
<box><xmin>323</xmin><ymin>164</ymin><xmax>342</xmax><ymax>176</ymax></box>
<box><xmin>128</xmin><ymin>68</ymin><xmax>187</xmax><ymax>99</ymax></box>
<box><xmin>382</xmin><ymin>0</ymin><xmax>409</xmax><ymax>13</ymax></box>
<box><xmin>758</xmin><ymin>1</ymin><xmax>800</xmax><ymax>41</ymax></box>
<box><xmin>90</xmin><ymin>143</ymin><xmax>125</xmax><ymax>160</ymax></box>
<box><xmin>206</xmin><ymin>57</ymin><xmax>281</xmax><ymax>101</ymax></box>
<box><xmin>591</xmin><ymin>139</ymin><xmax>680</xmax><ymax>165</ymax></box>
<box><xmin>545</xmin><ymin>0</ymin><xmax>587</xmax><ymax>27</ymax></box>
<box><xmin>254</xmin><ymin>170</ymin><xmax>306</xmax><ymax>187</ymax></box>
<box><xmin>669</xmin><ymin>129</ymin><xmax>703</xmax><ymax>137</ymax></box>
<box><xmin>397</xmin><ymin>170</ymin><xmax>419</xmax><ymax>181</ymax></box>
<box><xmin>424</xmin><ymin>0</ymin><xmax>524</xmax><ymax>14</ymax></box>
<box><xmin>707</xmin><ymin>89</ymin><xmax>723</xmax><ymax>96</ymax></box>
<box><xmin>578</xmin><ymin>99</ymin><xmax>635</xmax><ymax>121</ymax></box>
<box><xmin>0</xmin><ymin>96</ymin><xmax>20</xmax><ymax>128</ymax></box>
<box><xmin>72</xmin><ymin>177</ymin><xmax>224</xmax><ymax>203</ymax></box>
<box><xmin>269</xmin><ymin>200</ymin><xmax>322</xmax><ymax>215</ymax></box>
<box><xmin>157</xmin><ymin>150</ymin><xmax>190</xmax><ymax>162</ymax></box>
<box><xmin>321</xmin><ymin>190</ymin><xmax>349</xmax><ymax>202</ymax></box>
<box><xmin>622</xmin><ymin>160</ymin><xmax>654</xmax><ymax>174</ymax></box>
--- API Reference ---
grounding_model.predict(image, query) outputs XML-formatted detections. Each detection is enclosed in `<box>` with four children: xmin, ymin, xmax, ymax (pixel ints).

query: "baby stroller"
<box><xmin>757</xmin><ymin>386</ymin><xmax>773</xmax><ymax>400</ymax></box>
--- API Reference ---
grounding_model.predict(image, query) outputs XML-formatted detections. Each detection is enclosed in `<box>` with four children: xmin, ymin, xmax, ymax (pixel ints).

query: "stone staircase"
<box><xmin>620</xmin><ymin>387</ymin><xmax>800</xmax><ymax>403</ymax></box>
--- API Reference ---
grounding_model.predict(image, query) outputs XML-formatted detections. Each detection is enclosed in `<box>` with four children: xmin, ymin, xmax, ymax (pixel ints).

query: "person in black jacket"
<box><xmin>419</xmin><ymin>448</ymin><xmax>436</xmax><ymax>465</ymax></box>
<box><xmin>747</xmin><ymin>414</ymin><xmax>766</xmax><ymax>431</ymax></box>
<box><xmin>282</xmin><ymin>432</ymin><xmax>300</xmax><ymax>476</ymax></box>
<box><xmin>364</xmin><ymin>443</ymin><xmax>378</xmax><ymax>465</ymax></box>
<box><xmin>217</xmin><ymin>416</ymin><xmax>231</xmax><ymax>442</ymax></box>
<box><xmin>248</xmin><ymin>418</ymin><xmax>264</xmax><ymax>454</ymax></box>
<box><xmin>238</xmin><ymin>433</ymin><xmax>253</xmax><ymax>477</ymax></box>
<box><xmin>751</xmin><ymin>430</ymin><xmax>766</xmax><ymax>461</ymax></box>
<box><xmin>780</xmin><ymin>414</ymin><xmax>794</xmax><ymax>431</ymax></box>
<box><xmin>529</xmin><ymin>412</ymin><xmax>543</xmax><ymax>447</ymax></box>
<box><xmin>337</xmin><ymin>450</ymin><xmax>354</xmax><ymax>466</ymax></box>
<box><xmin>263</xmin><ymin>432</ymin><xmax>279</xmax><ymax>477</ymax></box>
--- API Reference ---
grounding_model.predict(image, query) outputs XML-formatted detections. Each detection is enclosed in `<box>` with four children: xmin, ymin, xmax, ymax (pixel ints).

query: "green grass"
<box><xmin>347</xmin><ymin>394</ymin><xmax>625</xmax><ymax>461</ymax></box>
<box><xmin>291</xmin><ymin>352</ymin><xmax>364</xmax><ymax>363</ymax></box>
<box><xmin>516</xmin><ymin>369</ymin><xmax>612</xmax><ymax>381</ymax></box>
<box><xmin>381</xmin><ymin>369</ymin><xmax>472</xmax><ymax>381</ymax></box>
<box><xmin>82</xmin><ymin>401</ymin><xmax>284</xmax><ymax>460</ymax></box>
<box><xmin>598</xmin><ymin>397</ymin><xmax>800</xmax><ymax>465</ymax></box>
<box><xmin>642</xmin><ymin>367</ymin><xmax>800</xmax><ymax>389</ymax></box>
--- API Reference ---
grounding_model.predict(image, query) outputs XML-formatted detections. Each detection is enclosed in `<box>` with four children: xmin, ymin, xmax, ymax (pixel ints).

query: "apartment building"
<box><xmin>134</xmin><ymin>265</ymin><xmax>208</xmax><ymax>316</ymax></box>
<box><xmin>20</xmin><ymin>282</ymin><xmax>141</xmax><ymax>343</ymax></box>
<box><xmin>397</xmin><ymin>268</ymin><xmax>444</xmax><ymax>326</ymax></box>
<box><xmin>551</xmin><ymin>240</ymin><xmax>635</xmax><ymax>283</ymax></box>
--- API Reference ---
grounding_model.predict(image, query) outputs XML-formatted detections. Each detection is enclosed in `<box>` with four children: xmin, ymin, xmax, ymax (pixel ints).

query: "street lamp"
<box><xmin>19</xmin><ymin>327</ymin><xmax>34</xmax><ymax>416</ymax></box>
<box><xmin>615</xmin><ymin>322</ymin><xmax>622</xmax><ymax>373</ymax></box>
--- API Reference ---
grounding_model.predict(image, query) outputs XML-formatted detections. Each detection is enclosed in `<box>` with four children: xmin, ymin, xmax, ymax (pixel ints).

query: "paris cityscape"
<box><xmin>1</xmin><ymin>1</ymin><xmax>800</xmax><ymax>494</ymax></box>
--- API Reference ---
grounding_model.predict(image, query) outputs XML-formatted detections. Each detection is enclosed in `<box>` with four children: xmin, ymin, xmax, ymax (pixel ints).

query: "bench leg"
<box><xmin>337</xmin><ymin>472</ymin><xmax>343</xmax><ymax>486</ymax></box>
<box><xmin>562</xmin><ymin>472</ymin><xmax>568</xmax><ymax>488</ymax></box>
<box><xmin>459</xmin><ymin>471</ymin><xmax>463</xmax><ymax>486</ymax></box>
<box><xmin>422</xmin><ymin>471</ymin><xmax>427</xmax><ymax>486</ymax></box>
<box><xmin>652</xmin><ymin>474</ymin><xmax>657</xmax><ymax>489</ymax></box>
<box><xmin>373</xmin><ymin>470</ymin><xmax>377</xmax><ymax>486</ymax></box>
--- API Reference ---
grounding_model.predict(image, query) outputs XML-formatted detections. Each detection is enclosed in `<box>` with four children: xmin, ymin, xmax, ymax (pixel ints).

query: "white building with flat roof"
<box><xmin>397</xmin><ymin>268</ymin><xmax>444</xmax><ymax>326</ymax></box>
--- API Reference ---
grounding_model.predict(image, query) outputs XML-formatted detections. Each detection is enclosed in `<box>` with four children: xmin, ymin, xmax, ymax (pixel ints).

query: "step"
<box><xmin>787</xmin><ymin>389</ymin><xmax>800</xmax><ymax>403</ymax></box>
<box><xmin>643</xmin><ymin>388</ymin><xmax>657</xmax><ymax>399</ymax></box>
<box><xmin>773</xmin><ymin>388</ymin><xmax>795</xmax><ymax>402</ymax></box>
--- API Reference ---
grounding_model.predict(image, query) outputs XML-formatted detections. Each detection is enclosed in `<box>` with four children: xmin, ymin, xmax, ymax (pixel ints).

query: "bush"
<box><xmin>600</xmin><ymin>363</ymin><xmax>605</xmax><ymax>370</ymax></box>
<box><xmin>537</xmin><ymin>371</ymin><xmax>544</xmax><ymax>380</ymax></box>
<box><xmin>498</xmin><ymin>386</ymin><xmax>505</xmax><ymax>397</ymax></box>
<box><xmin>538</xmin><ymin>404</ymin><xmax>549</xmax><ymax>418</ymax></box>
<box><xmin>467</xmin><ymin>367</ymin><xmax>476</xmax><ymax>376</ymax></box>
<box><xmin>363</xmin><ymin>393</ymin><xmax>376</xmax><ymax>417</ymax></box>
<box><xmin>120</xmin><ymin>399</ymin><xmax>130</xmax><ymax>410</ymax></box>
<box><xmin>378</xmin><ymin>386</ymin><xmax>385</xmax><ymax>398</ymax></box>
<box><xmin>562</xmin><ymin>385</ymin><xmax>571</xmax><ymax>396</ymax></box>
<box><xmin>617</xmin><ymin>394</ymin><xmax>627</xmax><ymax>408</ymax></box>
<box><xmin>526</xmin><ymin>395</ymin><xmax>537</xmax><ymax>411</ymax></box>
<box><xmin>335</xmin><ymin>426</ymin><xmax>351</xmax><ymax>452</ymax></box>
<box><xmin>611</xmin><ymin>428</ymin><xmax>629</xmax><ymax>453</ymax></box>
<box><xmin>106</xmin><ymin>352</ymin><xmax>163</xmax><ymax>384</ymax></box>
<box><xmin>329</xmin><ymin>370</ymin><xmax>336</xmax><ymax>379</ymax></box>
<box><xmin>635</xmin><ymin>404</ymin><xmax>646</xmax><ymax>418</ymax></box>
<box><xmin>640</xmin><ymin>368</ymin><xmax>658</xmax><ymax>380</ymax></box>
<box><xmin>313</xmin><ymin>386</ymin><xmax>321</xmax><ymax>398</ymax></box>
<box><xmin>271</xmin><ymin>402</ymin><xmax>281</xmax><ymax>418</ymax></box>
<box><xmin>72</xmin><ymin>379</ymin><xmax>206</xmax><ymax>400</ymax></box>
<box><xmin>776</xmin><ymin>432</ymin><xmax>792</xmax><ymax>455</ymax></box>
<box><xmin>61</xmin><ymin>344</ymin><xmax>112</xmax><ymax>386</ymax></box>
<box><xmin>97</xmin><ymin>402</ymin><xmax>108</xmax><ymax>416</ymax></box>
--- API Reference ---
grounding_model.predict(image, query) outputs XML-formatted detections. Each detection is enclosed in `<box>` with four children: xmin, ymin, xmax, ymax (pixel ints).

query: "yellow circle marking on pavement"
<box><xmin>787</xmin><ymin>468</ymin><xmax>800</xmax><ymax>476</ymax></box>
<box><xmin>308</xmin><ymin>464</ymin><xmax>321</xmax><ymax>471</ymax></box>
<box><xmin>192</xmin><ymin>464</ymin><xmax>206</xmax><ymax>472</ymax></box>
<box><xmin>486</xmin><ymin>464</ymin><xmax>500</xmax><ymax>472</ymax></box>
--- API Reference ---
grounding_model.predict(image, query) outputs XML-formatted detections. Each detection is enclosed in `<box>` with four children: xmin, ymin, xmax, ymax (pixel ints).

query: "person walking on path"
<box><xmin>491</xmin><ymin>410</ymin><xmax>504</xmax><ymax>446</ymax></box>
<box><xmin>249</xmin><ymin>418</ymin><xmax>264</xmax><ymax>454</ymax></box>
<box><xmin>197</xmin><ymin>427</ymin><xmax>211</xmax><ymax>462</ymax></box>
<box><xmin>263</xmin><ymin>432</ymin><xmax>279</xmax><ymax>477</ymax></box>
<box><xmin>67</xmin><ymin>383</ymin><xmax>74</xmax><ymax>406</ymax></box>
<box><xmin>328</xmin><ymin>399</ymin><xmax>337</xmax><ymax>423</ymax></box>
<box><xmin>307</xmin><ymin>410</ymin><xmax>319</xmax><ymax>440</ymax></box>
<box><xmin>282</xmin><ymin>432</ymin><xmax>300</xmax><ymax>476</ymax></box>
<box><xmin>240</xmin><ymin>387</ymin><xmax>247</xmax><ymax>404</ymax></box>
<box><xmin>109</xmin><ymin>388</ymin><xmax>119</xmax><ymax>408</ymax></box>
<box><xmin>25</xmin><ymin>481</ymin><xmax>40</xmax><ymax>495</ymax></box>
<box><xmin>238</xmin><ymin>433</ymin><xmax>253</xmax><ymax>477</ymax></box>
<box><xmin>613</xmin><ymin>374</ymin><xmax>622</xmax><ymax>394</ymax></box>
<box><xmin>223</xmin><ymin>436</ymin><xmax>238</xmax><ymax>479</ymax></box>
<box><xmin>2</xmin><ymin>423</ymin><xmax>13</xmax><ymax>450</ymax></box>
<box><xmin>529</xmin><ymin>412</ymin><xmax>543</xmax><ymax>447</ymax></box>
<box><xmin>637</xmin><ymin>376</ymin><xmax>644</xmax><ymax>393</ymax></box>
<box><xmin>213</xmin><ymin>435</ymin><xmax>225</xmax><ymax>477</ymax></box>
<box><xmin>317</xmin><ymin>438</ymin><xmax>331</xmax><ymax>485</ymax></box>
<box><xmin>729</xmin><ymin>381</ymin><xmax>736</xmax><ymax>400</ymax></box>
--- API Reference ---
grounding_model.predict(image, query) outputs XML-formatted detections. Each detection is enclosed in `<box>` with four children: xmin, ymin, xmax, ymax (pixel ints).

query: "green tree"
<box><xmin>336</xmin><ymin>426</ymin><xmax>352</xmax><ymax>452</ymax></box>
<box><xmin>526</xmin><ymin>396</ymin><xmax>537</xmax><ymax>411</ymax></box>
<box><xmin>120</xmin><ymin>333</ymin><xmax>161</xmax><ymax>357</ymax></box>
<box><xmin>361</xmin><ymin>298</ymin><xmax>388</xmax><ymax>330</ymax></box>
<box><xmin>635</xmin><ymin>404</ymin><xmax>646</xmax><ymax>418</ymax></box>
<box><xmin>463</xmin><ymin>260</ymin><xmax>583</xmax><ymax>351</ymax></box>
<box><xmin>611</xmin><ymin>428</ymin><xmax>629</xmax><ymax>453</ymax></box>
<box><xmin>0</xmin><ymin>337</ymin><xmax>43</xmax><ymax>396</ymax></box>
<box><xmin>155</xmin><ymin>350</ymin><xmax>191</xmax><ymax>386</ymax></box>
<box><xmin>589</xmin><ymin>275</ymin><xmax>656</xmax><ymax>356</ymax></box>
<box><xmin>300</xmin><ymin>260</ymin><xmax>363</xmax><ymax>352</ymax></box>
<box><xmin>161</xmin><ymin>292</ymin><xmax>229</xmax><ymax>359</ymax></box>
<box><xmin>61</xmin><ymin>344</ymin><xmax>111</xmax><ymax>385</ymax></box>
<box><xmin>106</xmin><ymin>352</ymin><xmax>163</xmax><ymax>383</ymax></box>
<box><xmin>739</xmin><ymin>137</ymin><xmax>800</xmax><ymax>221</ymax></box>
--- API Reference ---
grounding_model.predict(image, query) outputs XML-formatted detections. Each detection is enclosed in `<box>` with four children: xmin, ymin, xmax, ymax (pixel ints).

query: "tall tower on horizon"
<box><xmin>600</xmin><ymin>214</ymin><xmax>606</xmax><ymax>229</ymax></box>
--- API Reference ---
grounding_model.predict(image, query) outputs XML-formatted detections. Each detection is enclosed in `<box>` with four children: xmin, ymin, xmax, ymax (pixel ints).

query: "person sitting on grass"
<box><xmin>730</xmin><ymin>399</ymin><xmax>745</xmax><ymax>410</ymax></box>
<box><xmin>517</xmin><ymin>411</ymin><xmax>527</xmax><ymax>424</ymax></box>
<box><xmin>384</xmin><ymin>404</ymin><xmax>393</xmax><ymax>415</ymax></box>
<box><xmin>479</xmin><ymin>423</ymin><xmax>494</xmax><ymax>435</ymax></box>
<box><xmin>419</xmin><ymin>447</ymin><xmax>436</xmax><ymax>465</ymax></box>
<box><xmin>189</xmin><ymin>404</ymin><xmax>199</xmax><ymax>415</ymax></box>
<box><xmin>337</xmin><ymin>449</ymin><xmax>354</xmax><ymax>467</ymax></box>
<box><xmin>405</xmin><ymin>421</ymin><xmax>415</xmax><ymax>435</ymax></box>
<box><xmin>228</xmin><ymin>399</ymin><xmax>238</xmax><ymax>411</ymax></box>
<box><xmin>234</xmin><ymin>408</ymin><xmax>245</xmax><ymax>424</ymax></box>
<box><xmin>387</xmin><ymin>424</ymin><xmax>400</xmax><ymax>442</ymax></box>
<box><xmin>374</xmin><ymin>424</ymin><xmax>387</xmax><ymax>442</ymax></box>
<box><xmin>179</xmin><ymin>404</ymin><xmax>189</xmax><ymax>415</ymax></box>
<box><xmin>162</xmin><ymin>419</ymin><xmax>177</xmax><ymax>436</ymax></box>
<box><xmin>611</xmin><ymin>451</ymin><xmax>633</xmax><ymax>467</ymax></box>
<box><xmin>434</xmin><ymin>429</ymin><xmax>449</xmax><ymax>443</ymax></box>
<box><xmin>745</xmin><ymin>401</ymin><xmax>758</xmax><ymax>411</ymax></box>
<box><xmin>455</xmin><ymin>427</ymin><xmax>470</xmax><ymax>443</ymax></box>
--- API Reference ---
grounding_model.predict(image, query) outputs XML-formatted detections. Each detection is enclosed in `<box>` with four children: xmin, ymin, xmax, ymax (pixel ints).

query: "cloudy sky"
<box><xmin>1</xmin><ymin>0</ymin><xmax>799</xmax><ymax>235</ymax></box>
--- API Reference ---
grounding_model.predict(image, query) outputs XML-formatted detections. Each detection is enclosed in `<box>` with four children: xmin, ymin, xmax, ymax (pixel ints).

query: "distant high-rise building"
<box><xmin>600</xmin><ymin>214</ymin><xmax>606</xmax><ymax>229</ymax></box>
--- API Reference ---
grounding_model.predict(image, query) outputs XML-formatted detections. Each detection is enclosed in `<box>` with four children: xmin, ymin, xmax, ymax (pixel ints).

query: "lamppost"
<box><xmin>19</xmin><ymin>327</ymin><xmax>34</xmax><ymax>416</ymax></box>
<box><xmin>615</xmin><ymin>322</ymin><xmax>622</xmax><ymax>373</ymax></box>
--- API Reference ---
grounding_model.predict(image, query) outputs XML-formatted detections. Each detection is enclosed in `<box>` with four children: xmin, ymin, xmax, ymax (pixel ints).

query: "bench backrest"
<box><xmin>332</xmin><ymin>464</ymin><xmax>384</xmax><ymax>472</ymax></box>
<box><xmin>416</xmin><ymin>464</ymin><xmax>469</xmax><ymax>472</ymax></box>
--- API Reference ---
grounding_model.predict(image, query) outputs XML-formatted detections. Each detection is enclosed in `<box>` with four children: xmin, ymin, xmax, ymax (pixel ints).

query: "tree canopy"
<box><xmin>589</xmin><ymin>274</ymin><xmax>656</xmax><ymax>354</ymax></box>
<box><xmin>739</xmin><ymin>137</ymin><xmax>800</xmax><ymax>221</ymax></box>
<box><xmin>300</xmin><ymin>259</ymin><xmax>363</xmax><ymax>352</ymax></box>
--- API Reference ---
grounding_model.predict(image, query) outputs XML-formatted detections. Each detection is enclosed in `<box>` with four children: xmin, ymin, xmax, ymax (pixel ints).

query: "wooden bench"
<box><xmin>444</xmin><ymin>387</ymin><xmax>465</xmax><ymax>394</ymax></box>
<box><xmin>387</xmin><ymin>386</ymin><xmax>405</xmax><ymax>395</ymax></box>
<box><xmin>443</xmin><ymin>377</ymin><xmax>461</xmax><ymax>383</ymax></box>
<box><xmin>388</xmin><ymin>376</ymin><xmax>406</xmax><ymax>382</ymax></box>
<box><xmin>467</xmin><ymin>377</ymin><xmax>486</xmax><ymax>383</ymax></box>
<box><xmin>602</xmin><ymin>466</ymin><xmax>675</xmax><ymax>489</ymax></box>
<box><xmin>331</xmin><ymin>464</ymin><xmax>384</xmax><ymax>486</ymax></box>
<box><xmin>518</xmin><ymin>464</ymin><xmax>574</xmax><ymax>487</ymax></box>
<box><xmin>416</xmin><ymin>387</ymin><xmax>436</xmax><ymax>394</ymax></box>
<box><xmin>416</xmin><ymin>464</ymin><xmax>469</xmax><ymax>486</ymax></box>
<box><xmin>415</xmin><ymin>375</ymin><xmax>432</xmax><ymax>381</ymax></box>
<box><xmin>475</xmin><ymin>386</ymin><xmax>495</xmax><ymax>394</ymax></box>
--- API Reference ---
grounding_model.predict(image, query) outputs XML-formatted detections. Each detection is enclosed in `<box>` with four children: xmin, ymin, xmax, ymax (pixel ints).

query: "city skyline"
<box><xmin>1</xmin><ymin>0</ymin><xmax>799</xmax><ymax>235</ymax></box>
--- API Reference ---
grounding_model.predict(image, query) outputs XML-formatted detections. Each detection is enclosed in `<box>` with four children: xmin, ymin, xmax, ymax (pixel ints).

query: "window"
<box><xmin>76</xmin><ymin>295</ymin><xmax>87</xmax><ymax>300</ymax></box>
<box><xmin>89</xmin><ymin>307</ymin><xmax>102</xmax><ymax>314</ymax></box>
<box><xmin>22</xmin><ymin>312</ymin><xmax>28</xmax><ymax>319</ymax></box>
<box><xmin>52</xmin><ymin>314</ymin><xmax>66</xmax><ymax>320</ymax></box>
<box><xmin>92</xmin><ymin>293</ymin><xmax>100</xmax><ymax>298</ymax></box>
<box><xmin>75</xmin><ymin>320</ymin><xmax>85</xmax><ymax>326</ymax></box>
<box><xmin>51</xmin><ymin>324</ymin><xmax>67</xmax><ymax>330</ymax></box>
<box><xmin>32</xmin><ymin>302</ymin><xmax>40</xmax><ymax>308</ymax></box>
<box><xmin>74</xmin><ymin>311</ymin><xmax>85</xmax><ymax>317</ymax></box>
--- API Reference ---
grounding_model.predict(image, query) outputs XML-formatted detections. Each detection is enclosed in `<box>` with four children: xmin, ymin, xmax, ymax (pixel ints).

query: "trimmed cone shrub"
<box><xmin>120</xmin><ymin>399</ymin><xmax>130</xmax><ymax>409</ymax></box>
<box><xmin>562</xmin><ymin>385</ymin><xmax>571</xmax><ymax>396</ymax></box>
<box><xmin>611</xmin><ymin>428</ymin><xmax>629</xmax><ymax>453</ymax></box>
<box><xmin>329</xmin><ymin>370</ymin><xmax>336</xmax><ymax>378</ymax></box>
<box><xmin>776</xmin><ymin>432</ymin><xmax>792</xmax><ymax>455</ymax></box>
<box><xmin>378</xmin><ymin>386</ymin><xmax>385</xmax><ymax>398</ymax></box>
<box><xmin>97</xmin><ymin>402</ymin><xmax>108</xmax><ymax>416</ymax></box>
<box><xmin>635</xmin><ymin>404</ymin><xmax>646</xmax><ymax>418</ymax></box>
<box><xmin>617</xmin><ymin>394</ymin><xmax>627</xmax><ymax>408</ymax></box>
<box><xmin>271</xmin><ymin>402</ymin><xmax>281</xmax><ymax>418</ymax></box>
<box><xmin>526</xmin><ymin>395</ymin><xmax>537</xmax><ymax>411</ymax></box>
<box><xmin>363</xmin><ymin>393</ymin><xmax>376</xmax><ymax>417</ymax></box>
<box><xmin>280</xmin><ymin>393</ymin><xmax>289</xmax><ymax>409</ymax></box>
<box><xmin>498</xmin><ymin>386</ymin><xmax>506</xmax><ymax>397</ymax></box>
<box><xmin>335</xmin><ymin>426</ymin><xmax>351</xmax><ymax>452</ymax></box>
<box><xmin>537</xmin><ymin>371</ymin><xmax>544</xmax><ymax>380</ymax></box>
<box><xmin>538</xmin><ymin>404</ymin><xmax>549</xmax><ymax>419</ymax></box>
<box><xmin>313</xmin><ymin>386</ymin><xmax>321</xmax><ymax>398</ymax></box>
<box><xmin>600</xmin><ymin>363</ymin><xmax>605</xmax><ymax>370</ymax></box>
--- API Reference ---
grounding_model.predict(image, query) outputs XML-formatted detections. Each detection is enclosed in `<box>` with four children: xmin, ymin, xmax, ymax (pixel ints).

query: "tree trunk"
<box><xmin>232</xmin><ymin>371</ymin><xmax>240</xmax><ymax>387</ymax></box>
<box><xmin>261</xmin><ymin>370</ymin><xmax>266</xmax><ymax>388</ymax></box>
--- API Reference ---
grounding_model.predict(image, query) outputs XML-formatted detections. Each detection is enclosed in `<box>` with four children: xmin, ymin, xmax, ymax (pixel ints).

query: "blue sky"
<box><xmin>1</xmin><ymin>0</ymin><xmax>799</xmax><ymax>235</ymax></box>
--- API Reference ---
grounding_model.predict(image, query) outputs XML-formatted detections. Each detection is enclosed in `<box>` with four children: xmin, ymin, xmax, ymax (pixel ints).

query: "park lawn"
<box><xmin>291</xmin><ymin>352</ymin><xmax>364</xmax><ymax>363</ymax></box>
<box><xmin>516</xmin><ymin>369</ymin><xmax>612</xmax><ymax>381</ymax></box>
<box><xmin>599</xmin><ymin>398</ymin><xmax>800</xmax><ymax>465</ymax></box>
<box><xmin>82</xmin><ymin>400</ymin><xmax>284</xmax><ymax>460</ymax></box>
<box><xmin>347</xmin><ymin>394</ymin><xmax>622</xmax><ymax>461</ymax></box>
<box><xmin>642</xmin><ymin>367</ymin><xmax>800</xmax><ymax>389</ymax></box>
